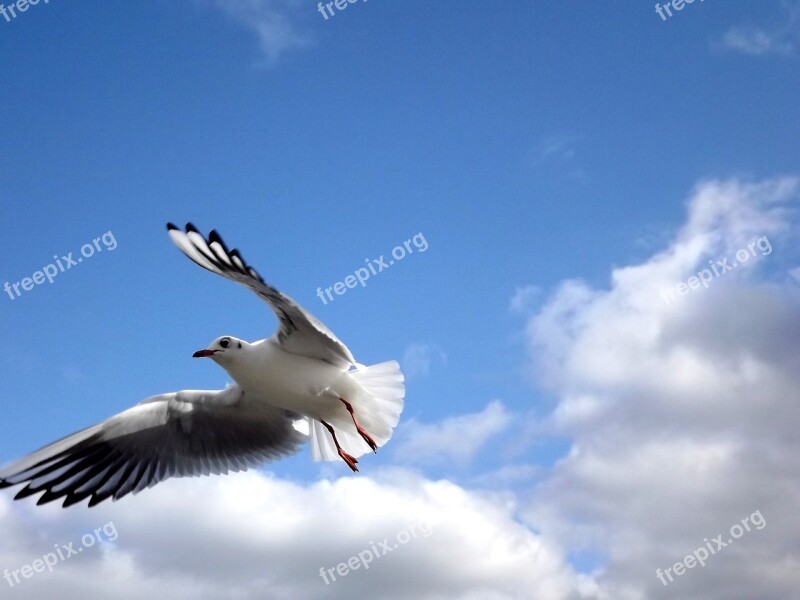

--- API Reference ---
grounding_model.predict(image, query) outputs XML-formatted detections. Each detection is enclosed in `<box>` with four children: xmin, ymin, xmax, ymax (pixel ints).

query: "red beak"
<box><xmin>193</xmin><ymin>349</ymin><xmax>216</xmax><ymax>358</ymax></box>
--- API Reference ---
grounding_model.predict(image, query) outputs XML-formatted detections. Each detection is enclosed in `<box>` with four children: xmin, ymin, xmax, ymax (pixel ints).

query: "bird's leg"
<box><xmin>339</xmin><ymin>397</ymin><xmax>378</xmax><ymax>454</ymax></box>
<box><xmin>320</xmin><ymin>420</ymin><xmax>359</xmax><ymax>472</ymax></box>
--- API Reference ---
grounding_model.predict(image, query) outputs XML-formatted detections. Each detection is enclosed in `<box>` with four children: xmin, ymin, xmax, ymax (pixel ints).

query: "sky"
<box><xmin>1</xmin><ymin>1</ymin><xmax>800</xmax><ymax>598</ymax></box>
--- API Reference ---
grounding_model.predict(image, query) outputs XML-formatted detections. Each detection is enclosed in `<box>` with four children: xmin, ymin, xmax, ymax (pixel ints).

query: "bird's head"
<box><xmin>193</xmin><ymin>336</ymin><xmax>246</xmax><ymax>365</ymax></box>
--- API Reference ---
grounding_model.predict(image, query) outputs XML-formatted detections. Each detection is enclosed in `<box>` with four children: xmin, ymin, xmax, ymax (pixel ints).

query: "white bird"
<box><xmin>0</xmin><ymin>223</ymin><xmax>405</xmax><ymax>508</ymax></box>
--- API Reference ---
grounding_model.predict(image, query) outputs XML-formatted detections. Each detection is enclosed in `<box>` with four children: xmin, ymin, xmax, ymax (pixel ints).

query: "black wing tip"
<box><xmin>208</xmin><ymin>229</ymin><xmax>229</xmax><ymax>249</ymax></box>
<box><xmin>13</xmin><ymin>485</ymin><xmax>40</xmax><ymax>501</ymax></box>
<box><xmin>87</xmin><ymin>494</ymin><xmax>109</xmax><ymax>508</ymax></box>
<box><xmin>166</xmin><ymin>222</ymin><xmax>202</xmax><ymax>235</ymax></box>
<box><xmin>25</xmin><ymin>486</ymin><xmax>108</xmax><ymax>509</ymax></box>
<box><xmin>168</xmin><ymin>221</ymin><xmax>268</xmax><ymax>283</ymax></box>
<box><xmin>36</xmin><ymin>490</ymin><xmax>61</xmax><ymax>506</ymax></box>
<box><xmin>181</xmin><ymin>224</ymin><xmax>232</xmax><ymax>255</ymax></box>
<box><xmin>61</xmin><ymin>494</ymin><xmax>87</xmax><ymax>509</ymax></box>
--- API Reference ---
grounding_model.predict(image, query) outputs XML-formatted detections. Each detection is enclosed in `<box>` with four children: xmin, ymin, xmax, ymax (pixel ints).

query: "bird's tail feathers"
<box><xmin>309</xmin><ymin>360</ymin><xmax>405</xmax><ymax>461</ymax></box>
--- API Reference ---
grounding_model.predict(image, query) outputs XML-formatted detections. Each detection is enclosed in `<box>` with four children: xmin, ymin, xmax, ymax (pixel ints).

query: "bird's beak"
<box><xmin>193</xmin><ymin>349</ymin><xmax>217</xmax><ymax>358</ymax></box>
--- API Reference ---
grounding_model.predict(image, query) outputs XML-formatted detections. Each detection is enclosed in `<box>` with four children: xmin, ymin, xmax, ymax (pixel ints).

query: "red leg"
<box><xmin>339</xmin><ymin>397</ymin><xmax>378</xmax><ymax>454</ymax></box>
<box><xmin>320</xmin><ymin>420</ymin><xmax>359</xmax><ymax>472</ymax></box>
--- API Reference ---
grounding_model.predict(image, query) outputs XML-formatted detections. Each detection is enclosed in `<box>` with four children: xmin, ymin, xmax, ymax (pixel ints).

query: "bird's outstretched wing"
<box><xmin>167</xmin><ymin>223</ymin><xmax>356</xmax><ymax>368</ymax></box>
<box><xmin>0</xmin><ymin>386</ymin><xmax>305</xmax><ymax>508</ymax></box>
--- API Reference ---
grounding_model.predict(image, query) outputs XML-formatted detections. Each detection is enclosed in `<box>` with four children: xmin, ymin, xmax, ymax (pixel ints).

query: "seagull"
<box><xmin>0</xmin><ymin>223</ymin><xmax>405</xmax><ymax>508</ymax></box>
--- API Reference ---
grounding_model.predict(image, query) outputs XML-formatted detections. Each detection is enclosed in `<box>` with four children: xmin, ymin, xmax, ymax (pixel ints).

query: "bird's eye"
<box><xmin>220</xmin><ymin>338</ymin><xmax>230</xmax><ymax>349</ymax></box>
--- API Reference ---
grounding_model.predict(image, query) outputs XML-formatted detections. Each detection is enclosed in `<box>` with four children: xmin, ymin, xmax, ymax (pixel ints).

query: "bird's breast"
<box><xmin>228</xmin><ymin>343</ymin><xmax>344</xmax><ymax>415</ymax></box>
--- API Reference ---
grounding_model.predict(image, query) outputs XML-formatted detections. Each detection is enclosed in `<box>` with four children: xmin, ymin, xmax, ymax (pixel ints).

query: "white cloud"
<box><xmin>716</xmin><ymin>2</ymin><xmax>800</xmax><ymax>57</ymax></box>
<box><xmin>518</xmin><ymin>177</ymin><xmax>800</xmax><ymax>599</ymax></box>
<box><xmin>0</xmin><ymin>470</ymin><xmax>589</xmax><ymax>600</ymax></box>
<box><xmin>204</xmin><ymin>0</ymin><xmax>310</xmax><ymax>62</ymax></box>
<box><xmin>402</xmin><ymin>344</ymin><xmax>446</xmax><ymax>379</ymax></box>
<box><xmin>394</xmin><ymin>401</ymin><xmax>512</xmax><ymax>468</ymax></box>
<box><xmin>509</xmin><ymin>285</ymin><xmax>541</xmax><ymax>314</ymax></box>
<box><xmin>470</xmin><ymin>464</ymin><xmax>541</xmax><ymax>488</ymax></box>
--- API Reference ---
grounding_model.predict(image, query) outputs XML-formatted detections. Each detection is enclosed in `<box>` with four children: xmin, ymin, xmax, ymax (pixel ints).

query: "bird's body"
<box><xmin>229</xmin><ymin>338</ymin><xmax>347</xmax><ymax>416</ymax></box>
<box><xmin>208</xmin><ymin>336</ymin><xmax>403</xmax><ymax>461</ymax></box>
<box><xmin>0</xmin><ymin>223</ymin><xmax>405</xmax><ymax>507</ymax></box>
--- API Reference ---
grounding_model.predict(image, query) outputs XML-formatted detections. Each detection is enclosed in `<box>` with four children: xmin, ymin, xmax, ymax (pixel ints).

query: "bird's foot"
<box><xmin>339</xmin><ymin>397</ymin><xmax>378</xmax><ymax>454</ymax></box>
<box><xmin>321</xmin><ymin>419</ymin><xmax>360</xmax><ymax>473</ymax></box>
<box><xmin>338</xmin><ymin>449</ymin><xmax>359</xmax><ymax>473</ymax></box>
<box><xmin>357</xmin><ymin>427</ymin><xmax>378</xmax><ymax>454</ymax></box>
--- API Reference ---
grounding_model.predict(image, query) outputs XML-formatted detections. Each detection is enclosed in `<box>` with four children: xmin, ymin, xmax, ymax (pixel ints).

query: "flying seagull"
<box><xmin>0</xmin><ymin>223</ymin><xmax>405</xmax><ymax>508</ymax></box>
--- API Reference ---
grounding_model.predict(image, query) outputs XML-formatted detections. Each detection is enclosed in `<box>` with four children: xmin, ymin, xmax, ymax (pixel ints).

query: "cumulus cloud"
<box><xmin>393</xmin><ymin>401</ymin><xmax>513</xmax><ymax>468</ymax></box>
<box><xmin>520</xmin><ymin>177</ymin><xmax>800</xmax><ymax>599</ymax></box>
<box><xmin>0</xmin><ymin>470</ymin><xmax>589</xmax><ymax>600</ymax></box>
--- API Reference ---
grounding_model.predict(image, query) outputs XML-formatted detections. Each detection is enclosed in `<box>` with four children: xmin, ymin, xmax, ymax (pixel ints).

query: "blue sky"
<box><xmin>2</xmin><ymin>2</ymin><xmax>800</xmax><ymax>599</ymax></box>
